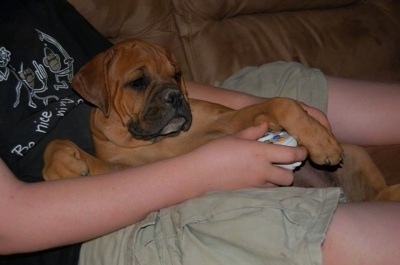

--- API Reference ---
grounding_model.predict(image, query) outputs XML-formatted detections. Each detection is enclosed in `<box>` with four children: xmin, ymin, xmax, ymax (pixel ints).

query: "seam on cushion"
<box><xmin>171</xmin><ymin>1</ymin><xmax>200</xmax><ymax>82</ymax></box>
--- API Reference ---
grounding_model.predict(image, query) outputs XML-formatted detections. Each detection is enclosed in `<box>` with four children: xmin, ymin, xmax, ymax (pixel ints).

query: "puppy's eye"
<box><xmin>174</xmin><ymin>72</ymin><xmax>182</xmax><ymax>82</ymax></box>
<box><xmin>127</xmin><ymin>77</ymin><xmax>147</xmax><ymax>90</ymax></box>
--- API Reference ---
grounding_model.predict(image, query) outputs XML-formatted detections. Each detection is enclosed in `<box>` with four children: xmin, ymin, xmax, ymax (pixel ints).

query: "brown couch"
<box><xmin>68</xmin><ymin>0</ymin><xmax>400</xmax><ymax>185</ymax></box>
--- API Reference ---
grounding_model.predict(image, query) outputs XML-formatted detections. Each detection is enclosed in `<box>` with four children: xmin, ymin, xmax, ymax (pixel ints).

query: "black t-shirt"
<box><xmin>0</xmin><ymin>0</ymin><xmax>111</xmax><ymax>264</ymax></box>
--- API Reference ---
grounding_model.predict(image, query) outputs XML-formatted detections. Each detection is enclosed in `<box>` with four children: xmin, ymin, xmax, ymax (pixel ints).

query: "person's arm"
<box><xmin>185</xmin><ymin>81</ymin><xmax>332</xmax><ymax>130</ymax></box>
<box><xmin>0</xmin><ymin>123</ymin><xmax>307</xmax><ymax>254</ymax></box>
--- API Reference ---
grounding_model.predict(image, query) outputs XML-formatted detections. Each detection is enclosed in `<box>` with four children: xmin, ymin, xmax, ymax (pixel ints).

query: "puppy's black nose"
<box><xmin>162</xmin><ymin>88</ymin><xmax>184</xmax><ymax>108</ymax></box>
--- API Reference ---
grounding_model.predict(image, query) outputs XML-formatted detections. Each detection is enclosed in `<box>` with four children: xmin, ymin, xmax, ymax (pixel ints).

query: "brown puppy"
<box><xmin>42</xmin><ymin>39</ymin><xmax>398</xmax><ymax>201</ymax></box>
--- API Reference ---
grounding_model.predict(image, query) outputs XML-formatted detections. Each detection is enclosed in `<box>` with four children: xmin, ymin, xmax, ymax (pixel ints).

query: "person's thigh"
<box><xmin>326</xmin><ymin>77</ymin><xmax>400</xmax><ymax>145</ymax></box>
<box><xmin>322</xmin><ymin>201</ymin><xmax>400</xmax><ymax>265</ymax></box>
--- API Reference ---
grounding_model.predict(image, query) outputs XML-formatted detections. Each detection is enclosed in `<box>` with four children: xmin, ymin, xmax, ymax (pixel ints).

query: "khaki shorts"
<box><xmin>79</xmin><ymin>187</ymin><xmax>341</xmax><ymax>265</ymax></box>
<box><xmin>217</xmin><ymin>61</ymin><xmax>328</xmax><ymax>113</ymax></box>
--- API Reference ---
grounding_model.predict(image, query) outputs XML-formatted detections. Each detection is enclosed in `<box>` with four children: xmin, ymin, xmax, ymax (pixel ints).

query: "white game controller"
<box><xmin>258</xmin><ymin>130</ymin><xmax>303</xmax><ymax>170</ymax></box>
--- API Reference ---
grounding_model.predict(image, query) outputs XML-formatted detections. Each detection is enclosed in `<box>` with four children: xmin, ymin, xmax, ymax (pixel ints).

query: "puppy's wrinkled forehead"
<box><xmin>108</xmin><ymin>41</ymin><xmax>179</xmax><ymax>81</ymax></box>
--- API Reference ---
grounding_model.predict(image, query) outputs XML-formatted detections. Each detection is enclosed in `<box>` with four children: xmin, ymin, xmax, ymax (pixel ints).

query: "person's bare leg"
<box><xmin>322</xmin><ymin>202</ymin><xmax>400</xmax><ymax>265</ymax></box>
<box><xmin>326</xmin><ymin>77</ymin><xmax>400</xmax><ymax>145</ymax></box>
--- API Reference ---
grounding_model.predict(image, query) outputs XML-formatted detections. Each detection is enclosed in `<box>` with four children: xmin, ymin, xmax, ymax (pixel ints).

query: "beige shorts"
<box><xmin>79</xmin><ymin>187</ymin><xmax>341</xmax><ymax>265</ymax></box>
<box><xmin>217</xmin><ymin>61</ymin><xmax>328</xmax><ymax>113</ymax></box>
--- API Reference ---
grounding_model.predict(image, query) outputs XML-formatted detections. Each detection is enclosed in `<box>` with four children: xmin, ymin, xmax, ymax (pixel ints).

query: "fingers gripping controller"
<box><xmin>258</xmin><ymin>130</ymin><xmax>302</xmax><ymax>170</ymax></box>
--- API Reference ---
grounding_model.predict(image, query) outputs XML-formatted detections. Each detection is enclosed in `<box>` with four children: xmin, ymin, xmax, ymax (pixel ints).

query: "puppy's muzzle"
<box><xmin>128</xmin><ymin>85</ymin><xmax>192</xmax><ymax>141</ymax></box>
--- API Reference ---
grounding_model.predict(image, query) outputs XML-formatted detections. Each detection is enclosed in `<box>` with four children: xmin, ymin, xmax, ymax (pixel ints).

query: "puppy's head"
<box><xmin>72</xmin><ymin>39</ymin><xmax>192</xmax><ymax>143</ymax></box>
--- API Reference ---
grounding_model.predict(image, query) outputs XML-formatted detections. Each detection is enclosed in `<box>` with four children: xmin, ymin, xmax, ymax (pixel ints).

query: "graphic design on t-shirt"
<box><xmin>0</xmin><ymin>29</ymin><xmax>74</xmax><ymax>109</ymax></box>
<box><xmin>0</xmin><ymin>29</ymin><xmax>85</xmax><ymax>162</ymax></box>
<box><xmin>37</xmin><ymin>29</ymin><xmax>74</xmax><ymax>90</ymax></box>
<box><xmin>0</xmin><ymin>47</ymin><xmax>11</xmax><ymax>81</ymax></box>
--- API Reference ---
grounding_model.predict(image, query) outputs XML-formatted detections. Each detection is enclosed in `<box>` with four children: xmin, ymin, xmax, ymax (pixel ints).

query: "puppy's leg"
<box><xmin>329</xmin><ymin>144</ymin><xmax>389</xmax><ymax>201</ymax></box>
<box><xmin>374</xmin><ymin>184</ymin><xmax>400</xmax><ymax>201</ymax></box>
<box><xmin>294</xmin><ymin>144</ymin><xmax>400</xmax><ymax>202</ymax></box>
<box><xmin>43</xmin><ymin>139</ymin><xmax>126</xmax><ymax>180</ymax></box>
<box><xmin>236</xmin><ymin>97</ymin><xmax>344</xmax><ymax>166</ymax></box>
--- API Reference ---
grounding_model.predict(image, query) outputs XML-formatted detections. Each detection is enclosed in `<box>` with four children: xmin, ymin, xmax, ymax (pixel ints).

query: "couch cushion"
<box><xmin>172</xmin><ymin>0</ymin><xmax>400</xmax><ymax>84</ymax></box>
<box><xmin>173</xmin><ymin>0</ymin><xmax>362</xmax><ymax>18</ymax></box>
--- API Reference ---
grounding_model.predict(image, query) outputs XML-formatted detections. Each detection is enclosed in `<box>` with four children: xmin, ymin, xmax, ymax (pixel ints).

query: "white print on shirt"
<box><xmin>1</xmin><ymin>30</ymin><xmax>84</xmax><ymax>158</ymax></box>
<box><xmin>37</xmin><ymin>29</ymin><xmax>74</xmax><ymax>89</ymax></box>
<box><xmin>55</xmin><ymin>97</ymin><xmax>84</xmax><ymax>117</ymax></box>
<box><xmin>11</xmin><ymin>141</ymin><xmax>35</xmax><ymax>157</ymax></box>
<box><xmin>34</xmin><ymin>97</ymin><xmax>83</xmax><ymax>134</ymax></box>
<box><xmin>0</xmin><ymin>47</ymin><xmax>11</xmax><ymax>81</ymax></box>
<box><xmin>0</xmin><ymin>29</ymin><xmax>74</xmax><ymax>109</ymax></box>
<box><xmin>10</xmin><ymin>96</ymin><xmax>83</xmax><ymax>157</ymax></box>
<box><xmin>35</xmin><ymin>109</ymin><xmax>53</xmax><ymax>134</ymax></box>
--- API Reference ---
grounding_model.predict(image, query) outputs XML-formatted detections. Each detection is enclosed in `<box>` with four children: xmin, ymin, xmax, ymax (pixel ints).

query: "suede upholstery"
<box><xmin>68</xmin><ymin>0</ymin><xmax>400</xmax><ymax>184</ymax></box>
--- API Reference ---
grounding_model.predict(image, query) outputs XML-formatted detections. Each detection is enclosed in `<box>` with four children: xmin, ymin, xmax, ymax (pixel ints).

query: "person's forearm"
<box><xmin>0</xmin><ymin>123</ymin><xmax>303</xmax><ymax>254</ymax></box>
<box><xmin>186</xmin><ymin>80</ymin><xmax>332</xmax><ymax>130</ymax></box>
<box><xmin>186</xmin><ymin>80</ymin><xmax>265</xmax><ymax>109</ymax></box>
<box><xmin>0</xmin><ymin>157</ymin><xmax>207</xmax><ymax>254</ymax></box>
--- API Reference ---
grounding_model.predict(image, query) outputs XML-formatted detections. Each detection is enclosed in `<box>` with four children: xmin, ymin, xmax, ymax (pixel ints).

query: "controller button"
<box><xmin>275</xmin><ymin>136</ymin><xmax>285</xmax><ymax>143</ymax></box>
<box><xmin>272</xmin><ymin>135</ymin><xmax>281</xmax><ymax>141</ymax></box>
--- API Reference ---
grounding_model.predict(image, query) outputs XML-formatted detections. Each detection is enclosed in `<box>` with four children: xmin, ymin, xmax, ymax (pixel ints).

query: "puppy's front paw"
<box><xmin>43</xmin><ymin>140</ymin><xmax>90</xmax><ymax>180</ymax></box>
<box><xmin>297</xmin><ymin>126</ymin><xmax>344</xmax><ymax>166</ymax></box>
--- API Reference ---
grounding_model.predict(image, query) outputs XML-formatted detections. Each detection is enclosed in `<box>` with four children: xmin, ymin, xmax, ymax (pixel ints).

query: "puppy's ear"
<box><xmin>72</xmin><ymin>49</ymin><xmax>114</xmax><ymax>117</ymax></box>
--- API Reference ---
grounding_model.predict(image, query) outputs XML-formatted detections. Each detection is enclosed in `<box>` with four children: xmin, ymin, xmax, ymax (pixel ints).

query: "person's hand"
<box><xmin>187</xmin><ymin>122</ymin><xmax>308</xmax><ymax>190</ymax></box>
